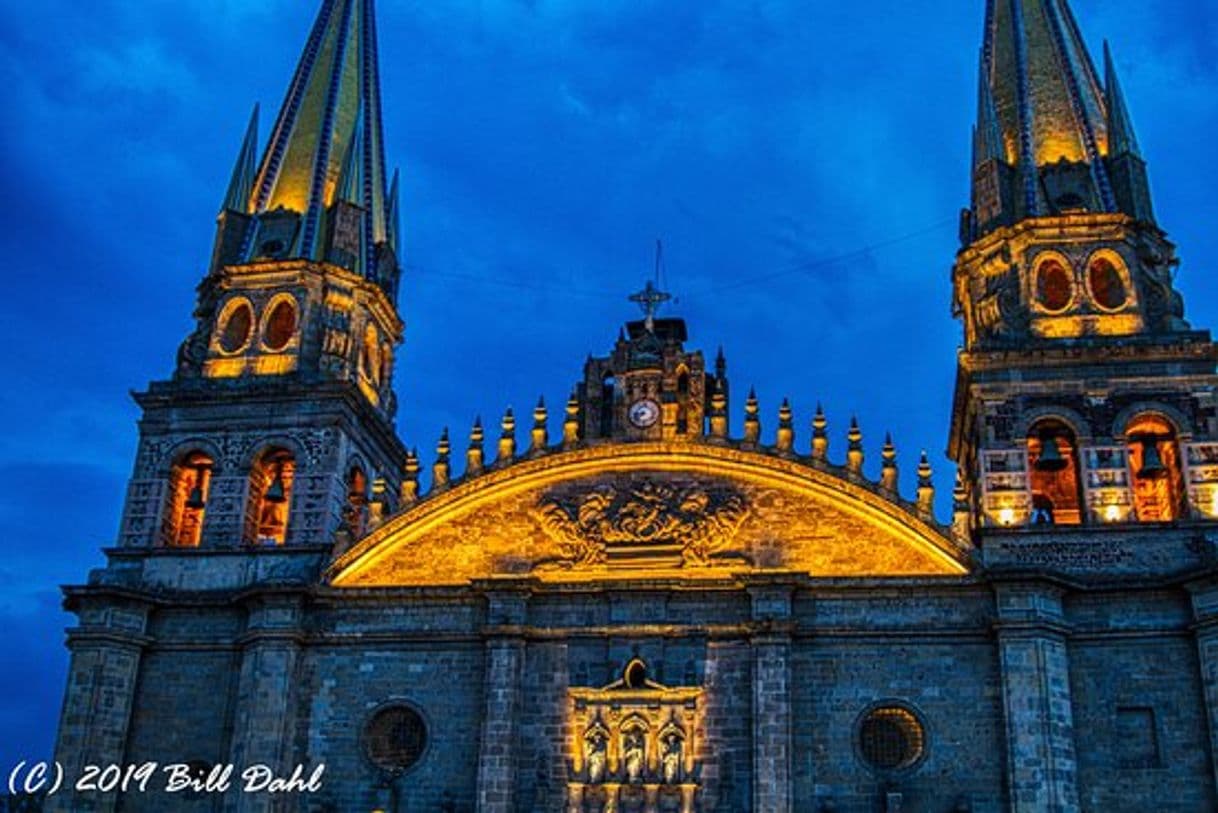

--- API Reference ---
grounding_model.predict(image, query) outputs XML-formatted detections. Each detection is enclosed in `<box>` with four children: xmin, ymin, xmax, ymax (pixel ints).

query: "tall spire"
<box><xmin>386</xmin><ymin>168</ymin><xmax>401</xmax><ymax>256</ymax></box>
<box><xmin>1103</xmin><ymin>41</ymin><xmax>1140</xmax><ymax>159</ymax></box>
<box><xmin>214</xmin><ymin>0</ymin><xmax>398</xmax><ymax>295</ymax></box>
<box><xmin>967</xmin><ymin>0</ymin><xmax>1155</xmax><ymax>238</ymax></box>
<box><xmin>222</xmin><ymin>104</ymin><xmax>260</xmax><ymax>214</ymax></box>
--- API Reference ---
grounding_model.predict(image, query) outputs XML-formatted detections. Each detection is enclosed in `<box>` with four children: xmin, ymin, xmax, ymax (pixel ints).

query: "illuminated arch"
<box><xmin>162</xmin><ymin>449</ymin><xmax>214</xmax><ymax>548</ymax></box>
<box><xmin>328</xmin><ymin>442</ymin><xmax>970</xmax><ymax>587</ymax></box>
<box><xmin>1012</xmin><ymin>405</ymin><xmax>1092</xmax><ymax>443</ymax></box>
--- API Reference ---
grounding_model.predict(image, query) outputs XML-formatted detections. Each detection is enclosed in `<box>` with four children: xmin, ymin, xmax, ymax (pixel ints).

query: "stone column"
<box><xmin>748</xmin><ymin>580</ymin><xmax>794</xmax><ymax>813</ymax></box>
<box><xmin>475</xmin><ymin>584</ymin><xmax>529</xmax><ymax>813</ymax></box>
<box><xmin>225</xmin><ymin>593</ymin><xmax>305</xmax><ymax>813</ymax></box>
<box><xmin>1187</xmin><ymin>578</ymin><xmax>1218</xmax><ymax>797</ymax></box>
<box><xmin>993</xmin><ymin>580</ymin><xmax>1080</xmax><ymax>813</ymax></box>
<box><xmin>47</xmin><ymin>595</ymin><xmax>152</xmax><ymax>813</ymax></box>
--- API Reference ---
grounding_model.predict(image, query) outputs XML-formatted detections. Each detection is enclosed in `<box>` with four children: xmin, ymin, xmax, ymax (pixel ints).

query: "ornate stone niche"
<box><xmin>567</xmin><ymin>658</ymin><xmax>701</xmax><ymax>813</ymax></box>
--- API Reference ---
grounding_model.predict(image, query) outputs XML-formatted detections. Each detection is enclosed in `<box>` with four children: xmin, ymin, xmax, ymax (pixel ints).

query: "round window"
<box><xmin>263</xmin><ymin>299</ymin><xmax>298</xmax><ymax>352</ymax></box>
<box><xmin>858</xmin><ymin>706</ymin><xmax>925</xmax><ymax>771</ymax></box>
<box><xmin>1088</xmin><ymin>256</ymin><xmax>1130</xmax><ymax>311</ymax></box>
<box><xmin>364</xmin><ymin>705</ymin><xmax>428</xmax><ymax>772</ymax></box>
<box><xmin>218</xmin><ymin>300</ymin><xmax>254</xmax><ymax>354</ymax></box>
<box><xmin>1035</xmin><ymin>258</ymin><xmax>1073</xmax><ymax>313</ymax></box>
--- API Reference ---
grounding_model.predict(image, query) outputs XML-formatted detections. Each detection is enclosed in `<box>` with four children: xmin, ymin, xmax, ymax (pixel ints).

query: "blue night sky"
<box><xmin>0</xmin><ymin>0</ymin><xmax>1216</xmax><ymax>770</ymax></box>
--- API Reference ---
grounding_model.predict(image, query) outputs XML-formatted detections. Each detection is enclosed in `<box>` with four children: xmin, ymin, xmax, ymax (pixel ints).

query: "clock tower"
<box><xmin>577</xmin><ymin>283</ymin><xmax>726</xmax><ymax>442</ymax></box>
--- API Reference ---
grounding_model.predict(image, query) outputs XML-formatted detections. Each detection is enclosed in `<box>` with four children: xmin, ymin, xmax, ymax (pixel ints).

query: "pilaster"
<box><xmin>1187</xmin><ymin>577</ymin><xmax>1218</xmax><ymax>797</ymax></box>
<box><xmin>225</xmin><ymin>592</ymin><xmax>305</xmax><ymax>813</ymax></box>
<box><xmin>47</xmin><ymin>595</ymin><xmax>153</xmax><ymax>813</ymax></box>
<box><xmin>993</xmin><ymin>580</ymin><xmax>1080</xmax><ymax>813</ymax></box>
<box><xmin>748</xmin><ymin>579</ymin><xmax>794</xmax><ymax>813</ymax></box>
<box><xmin>475</xmin><ymin>584</ymin><xmax>529</xmax><ymax>813</ymax></box>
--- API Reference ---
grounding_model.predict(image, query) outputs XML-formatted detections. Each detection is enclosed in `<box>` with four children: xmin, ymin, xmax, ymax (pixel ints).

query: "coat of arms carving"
<box><xmin>533</xmin><ymin>476</ymin><xmax>749</xmax><ymax>569</ymax></box>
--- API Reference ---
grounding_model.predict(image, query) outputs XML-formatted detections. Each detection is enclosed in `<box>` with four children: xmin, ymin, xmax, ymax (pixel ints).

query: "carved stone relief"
<box><xmin>533</xmin><ymin>476</ymin><xmax>748</xmax><ymax>569</ymax></box>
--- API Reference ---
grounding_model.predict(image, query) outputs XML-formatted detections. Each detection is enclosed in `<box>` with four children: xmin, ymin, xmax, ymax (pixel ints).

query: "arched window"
<box><xmin>600</xmin><ymin>374</ymin><xmax>616</xmax><ymax>437</ymax></box>
<box><xmin>1126</xmin><ymin>415</ymin><xmax>1186</xmax><ymax>522</ymax></box>
<box><xmin>261</xmin><ymin>296</ymin><xmax>298</xmax><ymax>352</ymax></box>
<box><xmin>163</xmin><ymin>451</ymin><xmax>213</xmax><ymax>547</ymax></box>
<box><xmin>1026</xmin><ymin>419</ymin><xmax>1083</xmax><ymax>526</ymax></box>
<box><xmin>246</xmin><ymin>447</ymin><xmax>295</xmax><ymax>545</ymax></box>
<box><xmin>1087</xmin><ymin>253</ymin><xmax>1131</xmax><ymax>312</ymax></box>
<box><xmin>217</xmin><ymin>298</ymin><xmax>254</xmax><ymax>354</ymax></box>
<box><xmin>346</xmin><ymin>465</ymin><xmax>368</xmax><ymax>537</ymax></box>
<box><xmin>1034</xmin><ymin>257</ymin><xmax>1074</xmax><ymax>314</ymax></box>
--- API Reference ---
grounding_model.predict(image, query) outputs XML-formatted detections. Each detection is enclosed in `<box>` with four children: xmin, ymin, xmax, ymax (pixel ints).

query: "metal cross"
<box><xmin>628</xmin><ymin>280</ymin><xmax>671</xmax><ymax>331</ymax></box>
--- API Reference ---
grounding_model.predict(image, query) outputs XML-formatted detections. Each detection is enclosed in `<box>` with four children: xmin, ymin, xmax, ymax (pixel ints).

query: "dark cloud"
<box><xmin>1</xmin><ymin>0</ymin><xmax>1216</xmax><ymax>768</ymax></box>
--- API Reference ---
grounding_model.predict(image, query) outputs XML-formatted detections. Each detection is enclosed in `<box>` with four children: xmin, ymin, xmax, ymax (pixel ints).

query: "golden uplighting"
<box><xmin>328</xmin><ymin>442</ymin><xmax>970</xmax><ymax>588</ymax></box>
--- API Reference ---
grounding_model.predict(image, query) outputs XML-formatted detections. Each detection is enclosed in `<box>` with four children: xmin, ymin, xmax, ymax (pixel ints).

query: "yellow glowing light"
<box><xmin>998</xmin><ymin>507</ymin><xmax>1016</xmax><ymax>527</ymax></box>
<box><xmin>1209</xmin><ymin>492</ymin><xmax>1218</xmax><ymax>520</ymax></box>
<box><xmin>327</xmin><ymin>442</ymin><xmax>971</xmax><ymax>587</ymax></box>
<box><xmin>1104</xmin><ymin>504</ymin><xmax>1122</xmax><ymax>523</ymax></box>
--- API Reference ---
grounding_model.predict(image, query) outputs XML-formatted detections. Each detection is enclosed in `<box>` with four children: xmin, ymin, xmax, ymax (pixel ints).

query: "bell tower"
<box><xmin>118</xmin><ymin>0</ymin><xmax>408</xmax><ymax>551</ymax></box>
<box><xmin>949</xmin><ymin>0</ymin><xmax>1218</xmax><ymax>532</ymax></box>
<box><xmin>577</xmin><ymin>282</ymin><xmax>724</xmax><ymax>443</ymax></box>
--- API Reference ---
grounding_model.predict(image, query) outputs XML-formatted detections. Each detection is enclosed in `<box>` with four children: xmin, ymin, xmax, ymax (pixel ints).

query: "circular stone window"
<box><xmin>364</xmin><ymin>705</ymin><xmax>428</xmax><ymax>772</ymax></box>
<box><xmin>1035</xmin><ymin>258</ymin><xmax>1074</xmax><ymax>314</ymax></box>
<box><xmin>218</xmin><ymin>299</ymin><xmax>254</xmax><ymax>354</ymax></box>
<box><xmin>262</xmin><ymin>298</ymin><xmax>298</xmax><ymax>352</ymax></box>
<box><xmin>858</xmin><ymin>706</ymin><xmax>926</xmax><ymax>772</ymax></box>
<box><xmin>1087</xmin><ymin>256</ymin><xmax>1130</xmax><ymax>311</ymax></box>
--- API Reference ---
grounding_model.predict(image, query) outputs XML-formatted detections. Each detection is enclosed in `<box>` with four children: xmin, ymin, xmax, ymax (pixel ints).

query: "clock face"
<box><xmin>628</xmin><ymin>399</ymin><xmax>661</xmax><ymax>429</ymax></box>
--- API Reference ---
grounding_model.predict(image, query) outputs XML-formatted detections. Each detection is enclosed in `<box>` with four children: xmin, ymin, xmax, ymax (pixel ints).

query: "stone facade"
<box><xmin>47</xmin><ymin>1</ymin><xmax>1218</xmax><ymax>811</ymax></box>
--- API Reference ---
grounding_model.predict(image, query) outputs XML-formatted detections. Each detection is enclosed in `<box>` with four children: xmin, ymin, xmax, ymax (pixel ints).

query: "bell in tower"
<box><xmin>949</xmin><ymin>0</ymin><xmax>1218</xmax><ymax>535</ymax></box>
<box><xmin>116</xmin><ymin>0</ymin><xmax>409</xmax><ymax>551</ymax></box>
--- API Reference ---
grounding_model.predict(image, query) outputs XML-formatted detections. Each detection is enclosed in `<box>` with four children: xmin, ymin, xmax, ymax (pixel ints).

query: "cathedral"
<box><xmin>49</xmin><ymin>1</ymin><xmax>1218</xmax><ymax>811</ymax></box>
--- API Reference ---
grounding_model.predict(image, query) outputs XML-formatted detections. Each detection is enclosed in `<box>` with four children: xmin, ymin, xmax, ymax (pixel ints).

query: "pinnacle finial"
<box><xmin>530</xmin><ymin>397</ymin><xmax>549</xmax><ymax>455</ymax></box>
<box><xmin>709</xmin><ymin>379</ymin><xmax>728</xmax><ymax>440</ymax></box>
<box><xmin>776</xmin><ymin>398</ymin><xmax>795</xmax><ymax>454</ymax></box>
<box><xmin>466</xmin><ymin>417</ymin><xmax>485</xmax><ymax>477</ymax></box>
<box><xmin>433</xmin><ymin>429</ymin><xmax>451</xmax><ymax>491</ymax></box>
<box><xmin>496</xmin><ymin>408</ymin><xmax>516</xmax><ymax>466</ymax></box>
<box><xmin>562</xmin><ymin>391</ymin><xmax>581</xmax><ymax>450</ymax></box>
<box><xmin>916</xmin><ymin>451</ymin><xmax>935</xmax><ymax>519</ymax></box>
<box><xmin>222</xmin><ymin>103</ymin><xmax>260</xmax><ymax>213</ymax></box>
<box><xmin>846</xmin><ymin>416</ymin><xmax>864</xmax><ymax>477</ymax></box>
<box><xmin>387</xmin><ymin>168</ymin><xmax>401</xmax><ymax>256</ymax></box>
<box><xmin>812</xmin><ymin>403</ymin><xmax>828</xmax><ymax>462</ymax></box>
<box><xmin>952</xmin><ymin>468</ymin><xmax>972</xmax><ymax>543</ymax></box>
<box><xmin>400</xmin><ymin>447</ymin><xmax>420</xmax><ymax>505</ymax></box>
<box><xmin>743</xmin><ymin>388</ymin><xmax>761</xmax><ymax>445</ymax></box>
<box><xmin>367</xmin><ymin>477</ymin><xmax>390</xmax><ymax>531</ymax></box>
<box><xmin>880</xmin><ymin>433</ymin><xmax>898</xmax><ymax>495</ymax></box>
<box><xmin>716</xmin><ymin>346</ymin><xmax>727</xmax><ymax>378</ymax></box>
<box><xmin>1103</xmin><ymin>41</ymin><xmax>1142</xmax><ymax>160</ymax></box>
